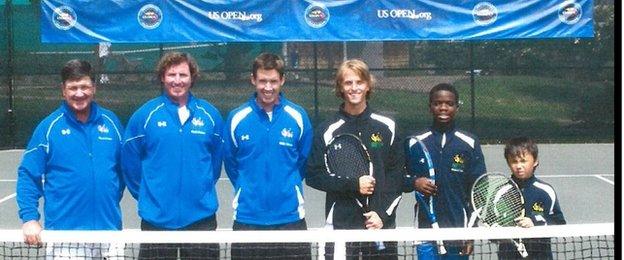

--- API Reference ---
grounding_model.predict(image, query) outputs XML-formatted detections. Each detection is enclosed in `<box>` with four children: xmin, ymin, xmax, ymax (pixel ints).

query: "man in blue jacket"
<box><xmin>121</xmin><ymin>52</ymin><xmax>223</xmax><ymax>259</ymax></box>
<box><xmin>223</xmin><ymin>53</ymin><xmax>313</xmax><ymax>259</ymax></box>
<box><xmin>16</xmin><ymin>59</ymin><xmax>125</xmax><ymax>258</ymax></box>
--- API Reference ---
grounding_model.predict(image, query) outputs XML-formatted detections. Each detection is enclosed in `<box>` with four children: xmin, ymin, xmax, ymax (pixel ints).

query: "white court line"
<box><xmin>594</xmin><ymin>175</ymin><xmax>615</xmax><ymax>185</ymax></box>
<box><xmin>539</xmin><ymin>174</ymin><xmax>614</xmax><ymax>178</ymax></box>
<box><xmin>0</xmin><ymin>193</ymin><xmax>16</xmax><ymax>204</ymax></box>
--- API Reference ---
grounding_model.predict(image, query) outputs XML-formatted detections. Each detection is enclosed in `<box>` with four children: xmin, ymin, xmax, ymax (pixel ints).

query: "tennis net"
<box><xmin>0</xmin><ymin>223</ymin><xmax>614</xmax><ymax>259</ymax></box>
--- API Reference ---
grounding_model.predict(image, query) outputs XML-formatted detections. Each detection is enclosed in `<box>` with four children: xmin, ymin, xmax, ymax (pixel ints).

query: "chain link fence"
<box><xmin>0</xmin><ymin>2</ymin><xmax>614</xmax><ymax>149</ymax></box>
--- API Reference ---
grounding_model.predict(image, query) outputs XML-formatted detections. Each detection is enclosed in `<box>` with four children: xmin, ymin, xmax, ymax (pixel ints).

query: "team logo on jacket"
<box><xmin>61</xmin><ymin>129</ymin><xmax>71</xmax><ymax>135</ymax></box>
<box><xmin>279</xmin><ymin>128</ymin><xmax>294</xmax><ymax>147</ymax></box>
<box><xmin>191</xmin><ymin>117</ymin><xmax>204</xmax><ymax>127</ymax></box>
<box><xmin>370</xmin><ymin>133</ymin><xmax>383</xmax><ymax>149</ymax></box>
<box><xmin>157</xmin><ymin>121</ymin><xmax>167</xmax><ymax>127</ymax></box>
<box><xmin>97</xmin><ymin>124</ymin><xmax>109</xmax><ymax>133</ymax></box>
<box><xmin>450</xmin><ymin>153</ymin><xmax>465</xmax><ymax>173</ymax></box>
<box><xmin>532</xmin><ymin>202</ymin><xmax>545</xmax><ymax>213</ymax></box>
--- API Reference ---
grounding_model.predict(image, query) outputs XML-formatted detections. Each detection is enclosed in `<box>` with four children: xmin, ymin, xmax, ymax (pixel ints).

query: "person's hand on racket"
<box><xmin>359</xmin><ymin>175</ymin><xmax>376</xmax><ymax>195</ymax></box>
<box><xmin>514</xmin><ymin>216</ymin><xmax>535</xmax><ymax>228</ymax></box>
<box><xmin>363</xmin><ymin>211</ymin><xmax>383</xmax><ymax>230</ymax></box>
<box><xmin>414</xmin><ymin>177</ymin><xmax>437</xmax><ymax>196</ymax></box>
<box><xmin>459</xmin><ymin>240</ymin><xmax>474</xmax><ymax>256</ymax></box>
<box><xmin>22</xmin><ymin>220</ymin><xmax>42</xmax><ymax>246</ymax></box>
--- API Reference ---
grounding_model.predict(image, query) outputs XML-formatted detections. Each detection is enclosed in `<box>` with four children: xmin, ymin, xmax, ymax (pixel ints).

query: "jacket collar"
<box><xmin>161</xmin><ymin>92</ymin><xmax>196</xmax><ymax>108</ymax></box>
<box><xmin>61</xmin><ymin>101</ymin><xmax>100</xmax><ymax>125</ymax></box>
<box><xmin>512</xmin><ymin>174</ymin><xmax>537</xmax><ymax>189</ymax></box>
<box><xmin>338</xmin><ymin>102</ymin><xmax>372</xmax><ymax>120</ymax></box>
<box><xmin>249</xmin><ymin>92</ymin><xmax>285</xmax><ymax>114</ymax></box>
<box><xmin>431</xmin><ymin>122</ymin><xmax>456</xmax><ymax>134</ymax></box>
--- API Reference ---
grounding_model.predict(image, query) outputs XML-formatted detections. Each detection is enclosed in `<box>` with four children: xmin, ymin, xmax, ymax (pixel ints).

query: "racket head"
<box><xmin>470</xmin><ymin>172</ymin><xmax>525</xmax><ymax>227</ymax></box>
<box><xmin>406</xmin><ymin>136</ymin><xmax>436</xmax><ymax>181</ymax></box>
<box><xmin>324</xmin><ymin>133</ymin><xmax>372</xmax><ymax>180</ymax></box>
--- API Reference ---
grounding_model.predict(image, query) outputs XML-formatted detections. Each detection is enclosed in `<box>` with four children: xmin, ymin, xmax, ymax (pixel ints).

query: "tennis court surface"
<box><xmin>0</xmin><ymin>143</ymin><xmax>615</xmax><ymax>259</ymax></box>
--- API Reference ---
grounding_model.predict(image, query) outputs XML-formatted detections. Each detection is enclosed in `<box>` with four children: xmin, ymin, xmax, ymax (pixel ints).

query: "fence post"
<box><xmin>469</xmin><ymin>42</ymin><xmax>476</xmax><ymax>132</ymax></box>
<box><xmin>313</xmin><ymin>43</ymin><xmax>319</xmax><ymax>122</ymax></box>
<box><xmin>5</xmin><ymin>0</ymin><xmax>16</xmax><ymax>148</ymax></box>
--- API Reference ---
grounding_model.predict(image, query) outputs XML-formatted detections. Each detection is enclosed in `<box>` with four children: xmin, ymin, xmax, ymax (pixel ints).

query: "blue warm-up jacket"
<box><xmin>122</xmin><ymin>93</ymin><xmax>223</xmax><ymax>229</ymax></box>
<box><xmin>223</xmin><ymin>94</ymin><xmax>313</xmax><ymax>226</ymax></box>
<box><xmin>16</xmin><ymin>102</ymin><xmax>124</xmax><ymax>230</ymax></box>
<box><xmin>404</xmin><ymin>125</ymin><xmax>486</xmax><ymax>229</ymax></box>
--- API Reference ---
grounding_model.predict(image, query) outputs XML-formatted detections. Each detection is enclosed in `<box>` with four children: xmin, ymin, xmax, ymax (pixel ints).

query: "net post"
<box><xmin>334</xmin><ymin>239</ymin><xmax>346</xmax><ymax>260</ymax></box>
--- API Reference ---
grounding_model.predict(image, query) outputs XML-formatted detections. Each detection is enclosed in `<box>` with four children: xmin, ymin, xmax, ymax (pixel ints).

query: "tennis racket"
<box><xmin>469</xmin><ymin>172</ymin><xmax>528</xmax><ymax>258</ymax></box>
<box><xmin>406</xmin><ymin>136</ymin><xmax>447</xmax><ymax>255</ymax></box>
<box><xmin>324</xmin><ymin>133</ymin><xmax>385</xmax><ymax>251</ymax></box>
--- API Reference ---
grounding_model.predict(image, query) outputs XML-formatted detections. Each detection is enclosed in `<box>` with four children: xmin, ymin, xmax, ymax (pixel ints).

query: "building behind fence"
<box><xmin>0</xmin><ymin>1</ymin><xmax>615</xmax><ymax>149</ymax></box>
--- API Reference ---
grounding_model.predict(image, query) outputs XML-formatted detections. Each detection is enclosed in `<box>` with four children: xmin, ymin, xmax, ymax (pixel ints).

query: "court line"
<box><xmin>593</xmin><ymin>175</ymin><xmax>615</xmax><ymax>185</ymax></box>
<box><xmin>0</xmin><ymin>193</ymin><xmax>16</xmax><ymax>204</ymax></box>
<box><xmin>0</xmin><ymin>180</ymin><xmax>16</xmax><ymax>182</ymax></box>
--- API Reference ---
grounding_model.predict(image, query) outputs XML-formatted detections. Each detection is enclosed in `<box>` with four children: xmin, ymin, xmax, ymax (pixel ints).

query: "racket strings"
<box><xmin>472</xmin><ymin>175</ymin><xmax>523</xmax><ymax>227</ymax></box>
<box><xmin>325</xmin><ymin>137</ymin><xmax>369</xmax><ymax>178</ymax></box>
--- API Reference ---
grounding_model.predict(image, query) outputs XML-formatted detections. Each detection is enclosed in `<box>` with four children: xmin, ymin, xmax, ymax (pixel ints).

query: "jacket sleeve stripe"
<box><xmin>323</xmin><ymin>119</ymin><xmax>345</xmax><ymax>145</ymax></box>
<box><xmin>385</xmin><ymin>196</ymin><xmax>402</xmax><ymax>216</ymax></box>
<box><xmin>454</xmin><ymin>131</ymin><xmax>476</xmax><ymax>148</ymax></box>
<box><xmin>44</xmin><ymin>114</ymin><xmax>65</xmax><ymax>154</ymax></box>
<box><xmin>102</xmin><ymin>114</ymin><xmax>122</xmax><ymax>141</ymax></box>
<box><xmin>370</xmin><ymin>113</ymin><xmax>396</xmax><ymax>145</ymax></box>
<box><xmin>416</xmin><ymin>131</ymin><xmax>432</xmax><ymax>141</ymax></box>
<box><xmin>195</xmin><ymin>104</ymin><xmax>216</xmax><ymax>128</ymax></box>
<box><xmin>284</xmin><ymin>105</ymin><xmax>304</xmax><ymax>140</ymax></box>
<box><xmin>143</xmin><ymin>103</ymin><xmax>165</xmax><ymax>130</ymax></box>
<box><xmin>533</xmin><ymin>182</ymin><xmax>558</xmax><ymax>215</ymax></box>
<box><xmin>123</xmin><ymin>135</ymin><xmax>145</xmax><ymax>145</ymax></box>
<box><xmin>230</xmin><ymin>106</ymin><xmax>253</xmax><ymax>148</ymax></box>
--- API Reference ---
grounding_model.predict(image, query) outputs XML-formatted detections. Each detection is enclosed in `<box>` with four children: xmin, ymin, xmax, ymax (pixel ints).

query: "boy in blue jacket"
<box><xmin>500</xmin><ymin>136</ymin><xmax>566</xmax><ymax>259</ymax></box>
<box><xmin>404</xmin><ymin>83</ymin><xmax>486</xmax><ymax>259</ymax></box>
<box><xmin>16</xmin><ymin>59</ymin><xmax>125</xmax><ymax>258</ymax></box>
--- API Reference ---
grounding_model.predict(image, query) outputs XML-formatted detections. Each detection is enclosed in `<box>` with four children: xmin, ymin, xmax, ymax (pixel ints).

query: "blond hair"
<box><xmin>334</xmin><ymin>59</ymin><xmax>374</xmax><ymax>99</ymax></box>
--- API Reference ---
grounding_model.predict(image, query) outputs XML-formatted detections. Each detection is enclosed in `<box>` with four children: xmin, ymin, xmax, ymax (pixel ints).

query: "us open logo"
<box><xmin>138</xmin><ymin>4</ymin><xmax>163</xmax><ymax>30</ymax></box>
<box><xmin>472</xmin><ymin>2</ymin><xmax>498</xmax><ymax>26</ymax></box>
<box><xmin>52</xmin><ymin>6</ymin><xmax>77</xmax><ymax>30</ymax></box>
<box><xmin>558</xmin><ymin>1</ymin><xmax>582</xmax><ymax>25</ymax></box>
<box><xmin>304</xmin><ymin>3</ymin><xmax>330</xmax><ymax>28</ymax></box>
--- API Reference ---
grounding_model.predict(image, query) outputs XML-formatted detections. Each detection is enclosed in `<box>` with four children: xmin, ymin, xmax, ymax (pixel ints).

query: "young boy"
<box><xmin>501</xmin><ymin>136</ymin><xmax>566</xmax><ymax>259</ymax></box>
<box><xmin>404</xmin><ymin>83</ymin><xmax>486</xmax><ymax>259</ymax></box>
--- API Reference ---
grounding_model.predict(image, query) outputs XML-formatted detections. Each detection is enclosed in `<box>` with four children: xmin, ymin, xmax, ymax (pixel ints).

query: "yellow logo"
<box><xmin>370</xmin><ymin>133</ymin><xmax>383</xmax><ymax>148</ymax></box>
<box><xmin>532</xmin><ymin>202</ymin><xmax>544</xmax><ymax>213</ymax></box>
<box><xmin>453</xmin><ymin>154</ymin><xmax>464</xmax><ymax>164</ymax></box>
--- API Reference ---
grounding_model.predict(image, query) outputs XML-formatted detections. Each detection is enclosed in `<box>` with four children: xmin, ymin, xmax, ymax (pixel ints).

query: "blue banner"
<box><xmin>41</xmin><ymin>0</ymin><xmax>593</xmax><ymax>43</ymax></box>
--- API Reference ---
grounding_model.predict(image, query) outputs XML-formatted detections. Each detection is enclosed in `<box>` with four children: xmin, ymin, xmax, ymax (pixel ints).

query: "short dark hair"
<box><xmin>429</xmin><ymin>83</ymin><xmax>459</xmax><ymax>105</ymax></box>
<box><xmin>156</xmin><ymin>52</ymin><xmax>199</xmax><ymax>83</ymax></box>
<box><xmin>61</xmin><ymin>59</ymin><xmax>93</xmax><ymax>83</ymax></box>
<box><xmin>504</xmin><ymin>136</ymin><xmax>539</xmax><ymax>161</ymax></box>
<box><xmin>252</xmin><ymin>53</ymin><xmax>285</xmax><ymax>79</ymax></box>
